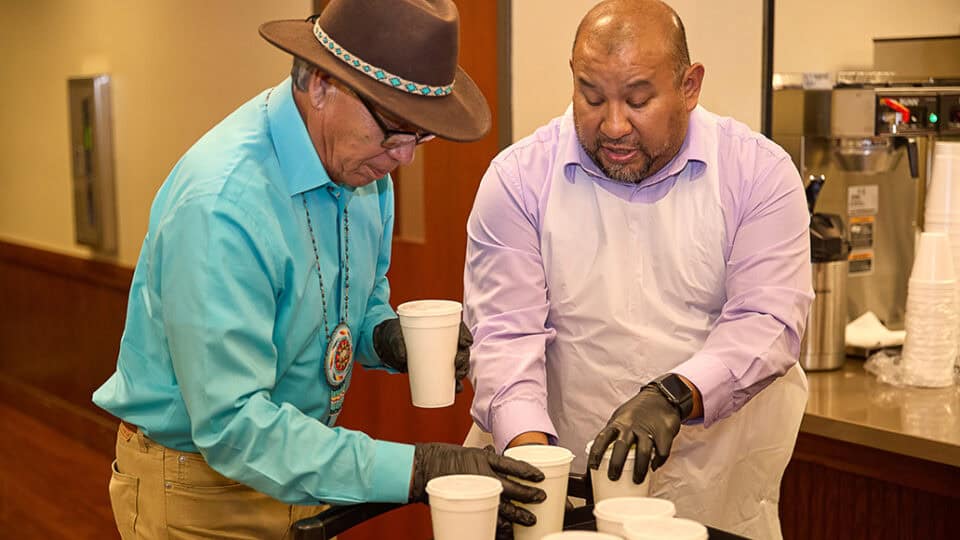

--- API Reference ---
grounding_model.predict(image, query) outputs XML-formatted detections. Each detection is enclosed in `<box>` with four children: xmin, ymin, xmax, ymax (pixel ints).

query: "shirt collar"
<box><xmin>561</xmin><ymin>105</ymin><xmax>709</xmax><ymax>186</ymax></box>
<box><xmin>267</xmin><ymin>77</ymin><xmax>334</xmax><ymax>197</ymax></box>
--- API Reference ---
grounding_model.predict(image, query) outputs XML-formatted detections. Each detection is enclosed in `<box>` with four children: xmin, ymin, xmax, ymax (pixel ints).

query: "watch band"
<box><xmin>649</xmin><ymin>373</ymin><xmax>694</xmax><ymax>420</ymax></box>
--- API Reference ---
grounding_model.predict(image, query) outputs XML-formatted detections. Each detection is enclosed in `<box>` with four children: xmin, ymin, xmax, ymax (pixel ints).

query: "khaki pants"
<box><xmin>108</xmin><ymin>422</ymin><xmax>326</xmax><ymax>540</ymax></box>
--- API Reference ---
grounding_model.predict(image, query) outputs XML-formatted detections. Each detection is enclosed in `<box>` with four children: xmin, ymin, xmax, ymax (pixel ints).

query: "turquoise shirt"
<box><xmin>93</xmin><ymin>78</ymin><xmax>414</xmax><ymax>505</ymax></box>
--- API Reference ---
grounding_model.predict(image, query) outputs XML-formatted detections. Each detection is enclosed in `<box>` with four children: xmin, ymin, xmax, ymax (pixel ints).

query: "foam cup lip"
<box><xmin>934</xmin><ymin>141</ymin><xmax>960</xmax><ymax>157</ymax></box>
<box><xmin>398</xmin><ymin>300</ymin><xmax>462</xmax><ymax>318</ymax></box>
<box><xmin>623</xmin><ymin>517</ymin><xmax>708</xmax><ymax>540</ymax></box>
<box><xmin>924</xmin><ymin>152</ymin><xmax>960</xmax><ymax>216</ymax></box>
<box><xmin>503</xmin><ymin>445</ymin><xmax>575</xmax><ymax>469</ymax></box>
<box><xmin>585</xmin><ymin>439</ymin><xmax>636</xmax><ymax>461</ymax></box>
<box><xmin>922</xmin><ymin>212</ymin><xmax>960</xmax><ymax>220</ymax></box>
<box><xmin>593</xmin><ymin>497</ymin><xmax>676</xmax><ymax>522</ymax></box>
<box><xmin>908</xmin><ymin>277</ymin><xmax>957</xmax><ymax>286</ymax></box>
<box><xmin>426</xmin><ymin>474</ymin><xmax>503</xmax><ymax>500</ymax></box>
<box><xmin>541</xmin><ymin>533</ymin><xmax>622</xmax><ymax>539</ymax></box>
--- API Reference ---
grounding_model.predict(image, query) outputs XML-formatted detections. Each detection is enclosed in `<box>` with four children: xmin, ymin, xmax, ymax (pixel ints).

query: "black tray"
<box><xmin>291</xmin><ymin>472</ymin><xmax>749</xmax><ymax>539</ymax></box>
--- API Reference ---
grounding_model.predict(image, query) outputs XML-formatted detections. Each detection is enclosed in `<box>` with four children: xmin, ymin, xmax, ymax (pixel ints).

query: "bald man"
<box><xmin>464</xmin><ymin>1</ymin><xmax>812</xmax><ymax>538</ymax></box>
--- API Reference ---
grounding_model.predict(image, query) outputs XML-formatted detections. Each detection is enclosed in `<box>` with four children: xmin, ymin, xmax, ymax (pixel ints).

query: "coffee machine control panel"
<box><xmin>875</xmin><ymin>91</ymin><xmax>940</xmax><ymax>135</ymax></box>
<box><xmin>939</xmin><ymin>92</ymin><xmax>960</xmax><ymax>136</ymax></box>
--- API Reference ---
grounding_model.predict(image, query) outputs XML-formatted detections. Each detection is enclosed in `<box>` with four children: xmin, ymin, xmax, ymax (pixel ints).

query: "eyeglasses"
<box><xmin>353</xmin><ymin>92</ymin><xmax>436</xmax><ymax>150</ymax></box>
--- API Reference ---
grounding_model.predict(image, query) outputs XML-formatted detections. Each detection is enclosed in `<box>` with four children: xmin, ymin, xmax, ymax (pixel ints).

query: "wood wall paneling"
<box><xmin>0</xmin><ymin>240</ymin><xmax>130</xmax><ymax>456</ymax></box>
<box><xmin>779</xmin><ymin>433</ymin><xmax>960</xmax><ymax>540</ymax></box>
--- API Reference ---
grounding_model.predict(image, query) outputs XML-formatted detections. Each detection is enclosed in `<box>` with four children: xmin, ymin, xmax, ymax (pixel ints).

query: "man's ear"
<box><xmin>681</xmin><ymin>63</ymin><xmax>705</xmax><ymax>112</ymax></box>
<box><xmin>306</xmin><ymin>72</ymin><xmax>335</xmax><ymax>111</ymax></box>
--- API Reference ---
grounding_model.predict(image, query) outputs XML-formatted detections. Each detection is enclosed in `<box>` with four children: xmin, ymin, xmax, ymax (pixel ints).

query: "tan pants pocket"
<box><xmin>165</xmin><ymin>480</ymin><xmax>291</xmax><ymax>540</ymax></box>
<box><xmin>108</xmin><ymin>459</ymin><xmax>139</xmax><ymax>539</ymax></box>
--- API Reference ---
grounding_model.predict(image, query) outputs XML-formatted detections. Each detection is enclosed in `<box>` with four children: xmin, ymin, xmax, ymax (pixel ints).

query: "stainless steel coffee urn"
<box><xmin>800</xmin><ymin>213</ymin><xmax>849</xmax><ymax>371</ymax></box>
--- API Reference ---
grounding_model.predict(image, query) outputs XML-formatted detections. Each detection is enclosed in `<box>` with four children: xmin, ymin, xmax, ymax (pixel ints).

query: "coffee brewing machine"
<box><xmin>773</xmin><ymin>76</ymin><xmax>960</xmax><ymax>360</ymax></box>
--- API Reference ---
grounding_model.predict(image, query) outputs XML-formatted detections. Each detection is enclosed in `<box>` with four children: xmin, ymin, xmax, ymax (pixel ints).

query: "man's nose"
<box><xmin>600</xmin><ymin>104</ymin><xmax>633</xmax><ymax>140</ymax></box>
<box><xmin>386</xmin><ymin>141</ymin><xmax>416</xmax><ymax>165</ymax></box>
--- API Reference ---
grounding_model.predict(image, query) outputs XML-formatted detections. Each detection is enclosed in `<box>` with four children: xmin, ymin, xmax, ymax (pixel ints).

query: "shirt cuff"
<box><xmin>670</xmin><ymin>354</ymin><xmax>733</xmax><ymax>428</ymax></box>
<box><xmin>370</xmin><ymin>441</ymin><xmax>415</xmax><ymax>503</ymax></box>
<box><xmin>491</xmin><ymin>399</ymin><xmax>558</xmax><ymax>454</ymax></box>
<box><xmin>357</xmin><ymin>309</ymin><xmax>397</xmax><ymax>369</ymax></box>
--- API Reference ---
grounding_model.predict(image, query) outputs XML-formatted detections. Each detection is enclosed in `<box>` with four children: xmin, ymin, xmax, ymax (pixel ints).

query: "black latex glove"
<box><xmin>587</xmin><ymin>385</ymin><xmax>682</xmax><ymax>484</ymax></box>
<box><xmin>373</xmin><ymin>318</ymin><xmax>473</xmax><ymax>392</ymax></box>
<box><xmin>493</xmin><ymin>487</ymin><xmax>574</xmax><ymax>540</ymax></box>
<box><xmin>409</xmin><ymin>443</ymin><xmax>546</xmax><ymax>534</ymax></box>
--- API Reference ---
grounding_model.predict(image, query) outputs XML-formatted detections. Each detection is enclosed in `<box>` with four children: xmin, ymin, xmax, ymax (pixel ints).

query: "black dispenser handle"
<box><xmin>906</xmin><ymin>138</ymin><xmax>919</xmax><ymax>178</ymax></box>
<box><xmin>805</xmin><ymin>174</ymin><xmax>826</xmax><ymax>215</ymax></box>
<box><xmin>894</xmin><ymin>137</ymin><xmax>919</xmax><ymax>178</ymax></box>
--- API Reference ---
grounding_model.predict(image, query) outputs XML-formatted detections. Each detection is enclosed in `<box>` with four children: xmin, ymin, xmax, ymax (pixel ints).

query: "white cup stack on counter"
<box><xmin>920</xmin><ymin>140</ymin><xmax>960</xmax><ymax>387</ymax></box>
<box><xmin>901</xmin><ymin>232</ymin><xmax>959</xmax><ymax>387</ymax></box>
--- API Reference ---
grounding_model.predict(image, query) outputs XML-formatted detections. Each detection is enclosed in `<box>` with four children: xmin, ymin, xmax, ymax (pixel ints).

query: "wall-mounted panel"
<box><xmin>68</xmin><ymin>75</ymin><xmax>117</xmax><ymax>254</ymax></box>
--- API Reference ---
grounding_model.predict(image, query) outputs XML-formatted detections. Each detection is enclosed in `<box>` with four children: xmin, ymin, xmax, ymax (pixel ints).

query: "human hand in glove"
<box><xmin>409</xmin><ymin>443</ymin><xmax>546</xmax><ymax>537</ymax></box>
<box><xmin>587</xmin><ymin>382</ymin><xmax>687</xmax><ymax>484</ymax></box>
<box><xmin>374</xmin><ymin>318</ymin><xmax>473</xmax><ymax>392</ymax></box>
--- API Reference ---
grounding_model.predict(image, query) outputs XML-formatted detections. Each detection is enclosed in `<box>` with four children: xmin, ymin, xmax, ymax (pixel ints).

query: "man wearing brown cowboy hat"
<box><xmin>92</xmin><ymin>1</ymin><xmax>545</xmax><ymax>538</ymax></box>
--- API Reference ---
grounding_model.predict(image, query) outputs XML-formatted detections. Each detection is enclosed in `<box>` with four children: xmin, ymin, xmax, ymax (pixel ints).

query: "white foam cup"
<box><xmin>925</xmin><ymin>143</ymin><xmax>960</xmax><ymax>216</ymax></box>
<box><xmin>593</xmin><ymin>497</ymin><xmax>677</xmax><ymax>535</ymax></box>
<box><xmin>585</xmin><ymin>440</ymin><xmax>651</xmax><ymax>501</ymax></box>
<box><xmin>910</xmin><ymin>232</ymin><xmax>956</xmax><ymax>283</ymax></box>
<box><xmin>934</xmin><ymin>140</ymin><xmax>960</xmax><ymax>158</ymax></box>
<box><xmin>541</xmin><ymin>533</ymin><xmax>622</xmax><ymax>540</ymax></box>
<box><xmin>397</xmin><ymin>300</ymin><xmax>462</xmax><ymax>408</ymax></box>
<box><xmin>503</xmin><ymin>445</ymin><xmax>575</xmax><ymax>540</ymax></box>
<box><xmin>426</xmin><ymin>474</ymin><xmax>502</xmax><ymax>540</ymax></box>
<box><xmin>623</xmin><ymin>517</ymin><xmax>709</xmax><ymax>540</ymax></box>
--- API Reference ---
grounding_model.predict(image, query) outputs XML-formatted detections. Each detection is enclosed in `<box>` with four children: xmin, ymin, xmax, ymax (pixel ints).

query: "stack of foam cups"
<box><xmin>901</xmin><ymin>232</ymin><xmax>958</xmax><ymax>387</ymax></box>
<box><xmin>922</xmin><ymin>141</ymin><xmax>960</xmax><ymax>382</ymax></box>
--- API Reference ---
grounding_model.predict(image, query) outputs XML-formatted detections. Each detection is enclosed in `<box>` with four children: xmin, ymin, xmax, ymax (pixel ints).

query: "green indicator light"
<box><xmin>929</xmin><ymin>112</ymin><xmax>939</xmax><ymax>124</ymax></box>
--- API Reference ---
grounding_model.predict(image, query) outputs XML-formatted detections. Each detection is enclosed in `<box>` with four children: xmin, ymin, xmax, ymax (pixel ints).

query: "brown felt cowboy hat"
<box><xmin>259</xmin><ymin>0</ymin><xmax>491</xmax><ymax>142</ymax></box>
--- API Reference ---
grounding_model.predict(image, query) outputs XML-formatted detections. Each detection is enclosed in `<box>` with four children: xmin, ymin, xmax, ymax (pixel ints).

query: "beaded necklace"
<box><xmin>301</xmin><ymin>193</ymin><xmax>352</xmax><ymax>425</ymax></box>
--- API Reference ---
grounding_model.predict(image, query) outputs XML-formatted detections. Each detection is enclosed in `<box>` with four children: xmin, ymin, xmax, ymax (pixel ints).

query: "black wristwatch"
<box><xmin>648</xmin><ymin>373</ymin><xmax>694</xmax><ymax>420</ymax></box>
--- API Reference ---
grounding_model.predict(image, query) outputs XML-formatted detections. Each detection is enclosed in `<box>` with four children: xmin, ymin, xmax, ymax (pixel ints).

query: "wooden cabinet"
<box><xmin>780</xmin><ymin>433</ymin><xmax>960</xmax><ymax>540</ymax></box>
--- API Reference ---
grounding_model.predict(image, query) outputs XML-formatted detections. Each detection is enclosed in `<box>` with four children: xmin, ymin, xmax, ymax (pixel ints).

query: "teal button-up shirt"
<box><xmin>93</xmin><ymin>77</ymin><xmax>414</xmax><ymax>505</ymax></box>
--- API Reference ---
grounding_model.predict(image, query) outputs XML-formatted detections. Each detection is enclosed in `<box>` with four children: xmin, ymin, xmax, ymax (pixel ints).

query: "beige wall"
<box><xmin>4</xmin><ymin>1</ymin><xmax>956</xmax><ymax>267</ymax></box>
<box><xmin>512</xmin><ymin>0</ymin><xmax>765</xmax><ymax>139</ymax></box>
<box><xmin>0</xmin><ymin>1</ymin><xmax>309</xmax><ymax>266</ymax></box>
<box><xmin>513</xmin><ymin>0</ymin><xmax>960</xmax><ymax>141</ymax></box>
<box><xmin>774</xmin><ymin>0</ymin><xmax>959</xmax><ymax>73</ymax></box>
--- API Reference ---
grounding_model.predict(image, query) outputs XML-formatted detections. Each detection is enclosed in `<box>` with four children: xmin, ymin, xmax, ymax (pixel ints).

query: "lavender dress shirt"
<box><xmin>464</xmin><ymin>105</ymin><xmax>814</xmax><ymax>454</ymax></box>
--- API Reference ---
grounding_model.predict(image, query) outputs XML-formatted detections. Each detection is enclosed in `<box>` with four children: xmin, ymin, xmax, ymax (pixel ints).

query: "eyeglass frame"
<box><xmin>350</xmin><ymin>88</ymin><xmax>436</xmax><ymax>150</ymax></box>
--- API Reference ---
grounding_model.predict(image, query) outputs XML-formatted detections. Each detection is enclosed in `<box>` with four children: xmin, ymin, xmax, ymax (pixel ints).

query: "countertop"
<box><xmin>801</xmin><ymin>359</ymin><xmax>960</xmax><ymax>467</ymax></box>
